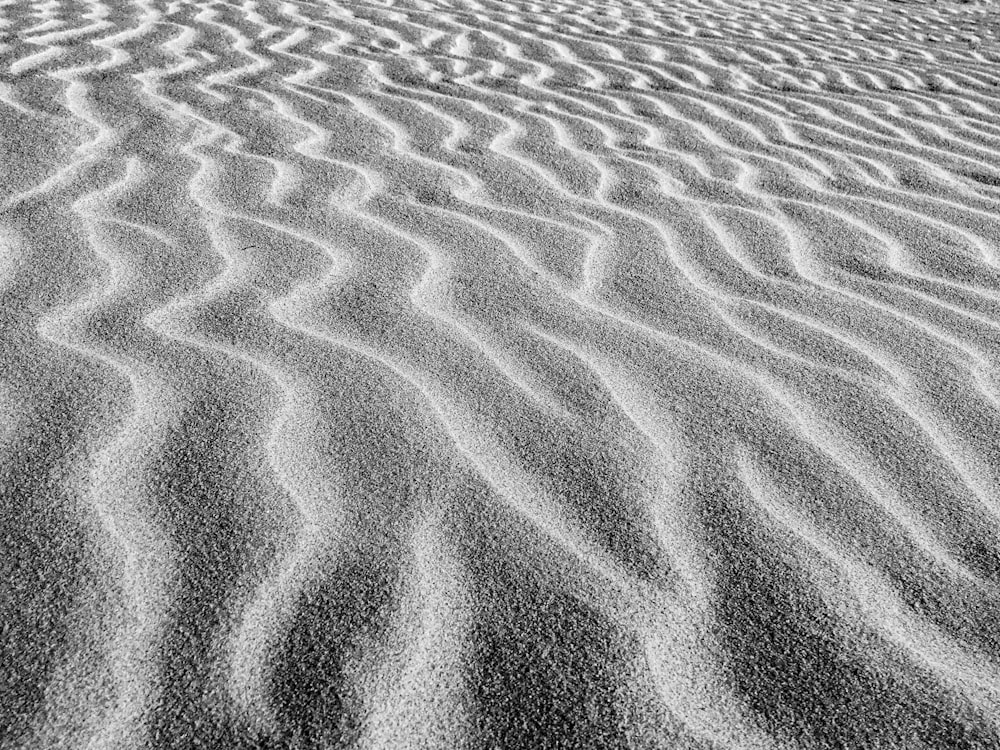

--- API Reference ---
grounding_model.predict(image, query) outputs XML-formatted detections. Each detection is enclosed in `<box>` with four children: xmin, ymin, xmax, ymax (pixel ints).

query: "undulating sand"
<box><xmin>2</xmin><ymin>0</ymin><xmax>1000</xmax><ymax>746</ymax></box>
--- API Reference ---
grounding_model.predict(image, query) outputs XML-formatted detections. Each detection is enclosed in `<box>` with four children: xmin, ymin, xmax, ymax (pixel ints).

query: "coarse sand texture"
<box><xmin>2</xmin><ymin>0</ymin><xmax>1000</xmax><ymax>747</ymax></box>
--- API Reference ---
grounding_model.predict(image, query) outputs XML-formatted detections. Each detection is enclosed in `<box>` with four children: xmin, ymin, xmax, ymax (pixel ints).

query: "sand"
<box><xmin>2</xmin><ymin>0</ymin><xmax>1000</xmax><ymax>747</ymax></box>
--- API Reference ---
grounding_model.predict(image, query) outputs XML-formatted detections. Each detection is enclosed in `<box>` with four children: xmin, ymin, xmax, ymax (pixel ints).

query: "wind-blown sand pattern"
<box><xmin>2</xmin><ymin>0</ymin><xmax>1000</xmax><ymax>746</ymax></box>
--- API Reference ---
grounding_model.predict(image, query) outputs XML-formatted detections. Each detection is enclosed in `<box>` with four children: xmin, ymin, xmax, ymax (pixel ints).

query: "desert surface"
<box><xmin>2</xmin><ymin>0</ymin><xmax>1000</xmax><ymax>747</ymax></box>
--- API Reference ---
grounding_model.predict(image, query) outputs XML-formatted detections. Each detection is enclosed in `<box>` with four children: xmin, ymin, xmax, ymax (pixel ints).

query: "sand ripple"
<box><xmin>2</xmin><ymin>0</ymin><xmax>1000</xmax><ymax>747</ymax></box>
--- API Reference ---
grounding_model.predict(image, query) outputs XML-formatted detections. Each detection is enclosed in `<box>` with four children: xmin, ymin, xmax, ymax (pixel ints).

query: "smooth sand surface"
<box><xmin>2</xmin><ymin>0</ymin><xmax>1000</xmax><ymax>747</ymax></box>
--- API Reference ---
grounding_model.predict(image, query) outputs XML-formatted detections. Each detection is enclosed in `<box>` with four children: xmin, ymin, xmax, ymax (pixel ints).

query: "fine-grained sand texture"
<box><xmin>3</xmin><ymin>0</ymin><xmax>1000</xmax><ymax>747</ymax></box>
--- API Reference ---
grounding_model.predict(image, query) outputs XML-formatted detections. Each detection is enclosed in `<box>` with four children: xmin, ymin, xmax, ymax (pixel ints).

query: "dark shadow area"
<box><xmin>268</xmin><ymin>556</ymin><xmax>398</xmax><ymax>749</ymax></box>
<box><xmin>702</xmin><ymin>487</ymin><xmax>1000</xmax><ymax>750</ymax></box>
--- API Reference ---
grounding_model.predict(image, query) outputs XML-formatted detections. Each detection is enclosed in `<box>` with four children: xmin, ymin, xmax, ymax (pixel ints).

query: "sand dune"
<box><xmin>2</xmin><ymin>0</ymin><xmax>1000</xmax><ymax>746</ymax></box>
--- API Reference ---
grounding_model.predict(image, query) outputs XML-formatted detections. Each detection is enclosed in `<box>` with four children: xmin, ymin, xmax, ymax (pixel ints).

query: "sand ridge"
<box><xmin>2</xmin><ymin>0</ymin><xmax>1000</xmax><ymax>747</ymax></box>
